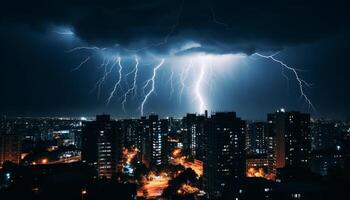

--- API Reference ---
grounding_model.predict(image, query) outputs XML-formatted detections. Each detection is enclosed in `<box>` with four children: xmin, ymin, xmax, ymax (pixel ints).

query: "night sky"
<box><xmin>0</xmin><ymin>0</ymin><xmax>349</xmax><ymax>120</ymax></box>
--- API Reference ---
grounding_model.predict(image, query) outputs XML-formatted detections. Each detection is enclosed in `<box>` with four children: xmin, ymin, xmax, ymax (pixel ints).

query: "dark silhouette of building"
<box><xmin>81</xmin><ymin>114</ymin><xmax>122</xmax><ymax>178</ymax></box>
<box><xmin>310</xmin><ymin>149</ymin><xmax>347</xmax><ymax>176</ymax></box>
<box><xmin>121</xmin><ymin>119</ymin><xmax>139</xmax><ymax>148</ymax></box>
<box><xmin>0</xmin><ymin>133</ymin><xmax>21</xmax><ymax>167</ymax></box>
<box><xmin>182</xmin><ymin>113</ymin><xmax>209</xmax><ymax>161</ymax></box>
<box><xmin>246</xmin><ymin>121</ymin><xmax>267</xmax><ymax>155</ymax></box>
<box><xmin>205</xmin><ymin>112</ymin><xmax>246</xmax><ymax>198</ymax></box>
<box><xmin>311</xmin><ymin>120</ymin><xmax>342</xmax><ymax>151</ymax></box>
<box><xmin>267</xmin><ymin>110</ymin><xmax>311</xmax><ymax>176</ymax></box>
<box><xmin>0</xmin><ymin>162</ymin><xmax>136</xmax><ymax>200</ymax></box>
<box><xmin>182</xmin><ymin>113</ymin><xmax>197</xmax><ymax>157</ymax></box>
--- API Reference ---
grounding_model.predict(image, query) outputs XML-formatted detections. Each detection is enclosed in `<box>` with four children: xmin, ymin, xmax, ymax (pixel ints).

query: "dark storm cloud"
<box><xmin>1</xmin><ymin>0</ymin><xmax>349</xmax><ymax>54</ymax></box>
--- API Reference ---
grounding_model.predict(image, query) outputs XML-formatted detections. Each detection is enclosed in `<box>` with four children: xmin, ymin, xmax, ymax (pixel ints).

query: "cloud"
<box><xmin>1</xmin><ymin>0</ymin><xmax>349</xmax><ymax>54</ymax></box>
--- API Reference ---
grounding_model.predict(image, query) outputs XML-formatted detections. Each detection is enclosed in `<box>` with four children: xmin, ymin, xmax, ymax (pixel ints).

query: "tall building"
<box><xmin>194</xmin><ymin>115</ymin><xmax>210</xmax><ymax>163</ymax></box>
<box><xmin>267</xmin><ymin>110</ymin><xmax>311</xmax><ymax>175</ymax></box>
<box><xmin>310</xmin><ymin>120</ymin><xmax>345</xmax><ymax>176</ymax></box>
<box><xmin>121</xmin><ymin>119</ymin><xmax>141</xmax><ymax>149</ymax></box>
<box><xmin>182</xmin><ymin>113</ymin><xmax>209</xmax><ymax>160</ymax></box>
<box><xmin>205</xmin><ymin>112</ymin><xmax>246</xmax><ymax>198</ymax></box>
<box><xmin>182</xmin><ymin>113</ymin><xmax>197</xmax><ymax>157</ymax></box>
<box><xmin>81</xmin><ymin>115</ymin><xmax>122</xmax><ymax>178</ymax></box>
<box><xmin>139</xmin><ymin>114</ymin><xmax>168</xmax><ymax>166</ymax></box>
<box><xmin>0</xmin><ymin>134</ymin><xmax>21</xmax><ymax>167</ymax></box>
<box><xmin>246</xmin><ymin>122</ymin><xmax>267</xmax><ymax>155</ymax></box>
<box><xmin>163</xmin><ymin>118</ymin><xmax>182</xmax><ymax>162</ymax></box>
<box><xmin>311</xmin><ymin>120</ymin><xmax>341</xmax><ymax>151</ymax></box>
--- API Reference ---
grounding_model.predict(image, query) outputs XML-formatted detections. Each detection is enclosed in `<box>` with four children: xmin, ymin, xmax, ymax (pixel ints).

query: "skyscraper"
<box><xmin>182</xmin><ymin>113</ymin><xmax>197</xmax><ymax>157</ymax></box>
<box><xmin>205</xmin><ymin>112</ymin><xmax>246</xmax><ymax>198</ymax></box>
<box><xmin>310</xmin><ymin>120</ymin><xmax>345</xmax><ymax>176</ymax></box>
<box><xmin>81</xmin><ymin>115</ymin><xmax>122</xmax><ymax>178</ymax></box>
<box><xmin>267</xmin><ymin>110</ymin><xmax>311</xmax><ymax>175</ymax></box>
<box><xmin>121</xmin><ymin>119</ymin><xmax>139</xmax><ymax>148</ymax></box>
<box><xmin>139</xmin><ymin>114</ymin><xmax>168</xmax><ymax>166</ymax></box>
<box><xmin>182</xmin><ymin>113</ymin><xmax>208</xmax><ymax>161</ymax></box>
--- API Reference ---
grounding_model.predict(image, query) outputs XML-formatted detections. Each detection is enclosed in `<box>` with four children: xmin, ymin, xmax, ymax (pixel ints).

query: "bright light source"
<box><xmin>81</xmin><ymin>189</ymin><xmax>87</xmax><ymax>195</ymax></box>
<box><xmin>5</xmin><ymin>173</ymin><xmax>10</xmax><ymax>180</ymax></box>
<box><xmin>41</xmin><ymin>158</ymin><xmax>48</xmax><ymax>164</ymax></box>
<box><xmin>166</xmin><ymin>53</ymin><xmax>246</xmax><ymax>113</ymax></box>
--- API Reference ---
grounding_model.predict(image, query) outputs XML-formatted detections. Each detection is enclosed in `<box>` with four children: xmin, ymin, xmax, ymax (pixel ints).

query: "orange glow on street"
<box><xmin>246</xmin><ymin>167</ymin><xmax>275</xmax><ymax>180</ymax></box>
<box><xmin>137</xmin><ymin>172</ymin><xmax>170</xmax><ymax>198</ymax></box>
<box><xmin>170</xmin><ymin>148</ymin><xmax>203</xmax><ymax>177</ymax></box>
<box><xmin>41</xmin><ymin>158</ymin><xmax>48</xmax><ymax>164</ymax></box>
<box><xmin>177</xmin><ymin>183</ymin><xmax>200</xmax><ymax>196</ymax></box>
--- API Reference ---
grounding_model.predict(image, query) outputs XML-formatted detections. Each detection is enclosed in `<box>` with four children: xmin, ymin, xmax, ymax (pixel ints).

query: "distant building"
<box><xmin>205</xmin><ymin>112</ymin><xmax>246</xmax><ymax>198</ymax></box>
<box><xmin>267</xmin><ymin>110</ymin><xmax>311</xmax><ymax>176</ymax></box>
<box><xmin>139</xmin><ymin>114</ymin><xmax>168</xmax><ymax>166</ymax></box>
<box><xmin>0</xmin><ymin>133</ymin><xmax>21</xmax><ymax>167</ymax></box>
<box><xmin>311</xmin><ymin>120</ymin><xmax>342</xmax><ymax>151</ymax></box>
<box><xmin>182</xmin><ymin>113</ymin><xmax>209</xmax><ymax>161</ymax></box>
<box><xmin>309</xmin><ymin>120</ymin><xmax>347</xmax><ymax>176</ymax></box>
<box><xmin>311</xmin><ymin>150</ymin><xmax>347</xmax><ymax>176</ymax></box>
<box><xmin>246</xmin><ymin>122</ymin><xmax>267</xmax><ymax>155</ymax></box>
<box><xmin>121</xmin><ymin>119</ymin><xmax>139</xmax><ymax>148</ymax></box>
<box><xmin>81</xmin><ymin>115</ymin><xmax>122</xmax><ymax>178</ymax></box>
<box><xmin>182</xmin><ymin>113</ymin><xmax>198</xmax><ymax>157</ymax></box>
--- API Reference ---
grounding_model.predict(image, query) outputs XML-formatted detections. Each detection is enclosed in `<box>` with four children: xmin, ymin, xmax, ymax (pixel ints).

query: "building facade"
<box><xmin>267</xmin><ymin>110</ymin><xmax>311</xmax><ymax>176</ymax></box>
<box><xmin>205</xmin><ymin>112</ymin><xmax>246</xmax><ymax>198</ymax></box>
<box><xmin>81</xmin><ymin>115</ymin><xmax>122</xmax><ymax>178</ymax></box>
<box><xmin>0</xmin><ymin>134</ymin><xmax>21</xmax><ymax>167</ymax></box>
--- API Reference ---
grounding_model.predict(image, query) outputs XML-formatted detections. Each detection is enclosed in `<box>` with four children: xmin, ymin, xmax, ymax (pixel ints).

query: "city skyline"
<box><xmin>2</xmin><ymin>110</ymin><xmax>349</xmax><ymax>199</ymax></box>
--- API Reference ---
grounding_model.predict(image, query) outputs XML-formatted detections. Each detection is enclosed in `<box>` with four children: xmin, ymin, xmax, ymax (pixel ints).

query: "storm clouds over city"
<box><xmin>1</xmin><ymin>0</ymin><xmax>349</xmax><ymax>119</ymax></box>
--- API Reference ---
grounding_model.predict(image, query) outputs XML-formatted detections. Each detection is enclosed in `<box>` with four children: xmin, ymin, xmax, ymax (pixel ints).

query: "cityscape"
<box><xmin>1</xmin><ymin>0</ymin><xmax>350</xmax><ymax>199</ymax></box>
<box><xmin>1</xmin><ymin>110</ymin><xmax>350</xmax><ymax>199</ymax></box>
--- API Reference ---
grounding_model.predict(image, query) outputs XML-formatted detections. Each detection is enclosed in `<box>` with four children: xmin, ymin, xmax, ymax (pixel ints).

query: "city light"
<box><xmin>170</xmin><ymin>148</ymin><xmax>204</xmax><ymax>177</ymax></box>
<box><xmin>41</xmin><ymin>158</ymin><xmax>48</xmax><ymax>164</ymax></box>
<box><xmin>137</xmin><ymin>172</ymin><xmax>170</xmax><ymax>198</ymax></box>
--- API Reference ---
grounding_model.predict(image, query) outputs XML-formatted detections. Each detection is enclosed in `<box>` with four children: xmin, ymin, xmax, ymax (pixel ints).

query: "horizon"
<box><xmin>1</xmin><ymin>109</ymin><xmax>348</xmax><ymax>122</ymax></box>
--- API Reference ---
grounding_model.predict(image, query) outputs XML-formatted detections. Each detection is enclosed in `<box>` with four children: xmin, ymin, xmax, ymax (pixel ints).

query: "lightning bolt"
<box><xmin>71</xmin><ymin>56</ymin><xmax>90</xmax><ymax>72</ymax></box>
<box><xmin>254</xmin><ymin>53</ymin><xmax>314</xmax><ymax>110</ymax></box>
<box><xmin>168</xmin><ymin>69</ymin><xmax>175</xmax><ymax>99</ymax></box>
<box><xmin>65</xmin><ymin>46</ymin><xmax>106</xmax><ymax>53</ymax></box>
<box><xmin>121</xmin><ymin>56</ymin><xmax>139</xmax><ymax>113</ymax></box>
<box><xmin>140</xmin><ymin>59</ymin><xmax>165</xmax><ymax>116</ymax></box>
<box><xmin>92</xmin><ymin>58</ymin><xmax>112</xmax><ymax>99</ymax></box>
<box><xmin>195</xmin><ymin>62</ymin><xmax>206</xmax><ymax>114</ymax></box>
<box><xmin>106</xmin><ymin>57</ymin><xmax>124</xmax><ymax>105</ymax></box>
<box><xmin>125</xmin><ymin>65</ymin><xmax>137</xmax><ymax>78</ymax></box>
<box><xmin>179</xmin><ymin>60</ymin><xmax>192</xmax><ymax>104</ymax></box>
<box><xmin>67</xmin><ymin>45</ymin><xmax>116</xmax><ymax>100</ymax></box>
